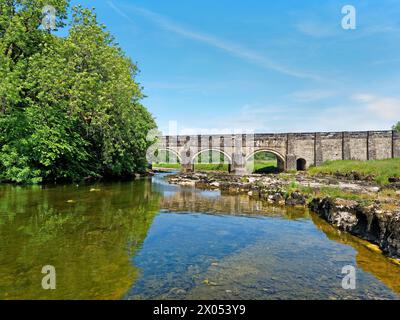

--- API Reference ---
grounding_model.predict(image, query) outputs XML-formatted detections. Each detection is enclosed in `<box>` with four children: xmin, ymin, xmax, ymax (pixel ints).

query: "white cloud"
<box><xmin>107</xmin><ymin>1</ymin><xmax>321</xmax><ymax>80</ymax></box>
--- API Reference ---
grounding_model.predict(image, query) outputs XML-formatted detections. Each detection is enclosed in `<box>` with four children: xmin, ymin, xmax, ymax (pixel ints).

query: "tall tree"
<box><xmin>0</xmin><ymin>2</ymin><xmax>155</xmax><ymax>183</ymax></box>
<box><xmin>393</xmin><ymin>122</ymin><xmax>400</xmax><ymax>132</ymax></box>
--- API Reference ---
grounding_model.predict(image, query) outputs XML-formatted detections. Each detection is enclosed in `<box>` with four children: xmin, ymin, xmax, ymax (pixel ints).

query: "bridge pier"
<box><xmin>179</xmin><ymin>149</ymin><xmax>194</xmax><ymax>173</ymax></box>
<box><xmin>230</xmin><ymin>166</ymin><xmax>248</xmax><ymax>175</ymax></box>
<box><xmin>285</xmin><ymin>154</ymin><xmax>297</xmax><ymax>171</ymax></box>
<box><xmin>229</xmin><ymin>152</ymin><xmax>248</xmax><ymax>175</ymax></box>
<box><xmin>181</xmin><ymin>163</ymin><xmax>194</xmax><ymax>173</ymax></box>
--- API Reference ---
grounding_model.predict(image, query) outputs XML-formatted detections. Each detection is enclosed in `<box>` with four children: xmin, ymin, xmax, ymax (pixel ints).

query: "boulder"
<box><xmin>309</xmin><ymin>197</ymin><xmax>400</xmax><ymax>258</ymax></box>
<box><xmin>285</xmin><ymin>192</ymin><xmax>306</xmax><ymax>206</ymax></box>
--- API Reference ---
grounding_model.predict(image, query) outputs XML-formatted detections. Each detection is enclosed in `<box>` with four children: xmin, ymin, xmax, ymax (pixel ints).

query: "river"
<box><xmin>0</xmin><ymin>172</ymin><xmax>399</xmax><ymax>300</ymax></box>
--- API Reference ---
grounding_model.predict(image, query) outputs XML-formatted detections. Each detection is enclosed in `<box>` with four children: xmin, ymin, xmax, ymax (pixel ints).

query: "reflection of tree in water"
<box><xmin>161</xmin><ymin>190</ymin><xmax>309</xmax><ymax>220</ymax></box>
<box><xmin>0</xmin><ymin>180</ymin><xmax>161</xmax><ymax>299</ymax></box>
<box><xmin>311</xmin><ymin>214</ymin><xmax>400</xmax><ymax>296</ymax></box>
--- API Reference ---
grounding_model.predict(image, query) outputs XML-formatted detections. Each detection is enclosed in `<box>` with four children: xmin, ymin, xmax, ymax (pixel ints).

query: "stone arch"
<box><xmin>296</xmin><ymin>158</ymin><xmax>307</xmax><ymax>171</ymax></box>
<box><xmin>245</xmin><ymin>149</ymin><xmax>286</xmax><ymax>172</ymax></box>
<box><xmin>154</xmin><ymin>148</ymin><xmax>182</xmax><ymax>164</ymax></box>
<box><xmin>190</xmin><ymin>149</ymin><xmax>233</xmax><ymax>165</ymax></box>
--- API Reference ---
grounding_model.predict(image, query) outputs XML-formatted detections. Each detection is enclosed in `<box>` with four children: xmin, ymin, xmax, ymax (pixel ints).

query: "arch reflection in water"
<box><xmin>161</xmin><ymin>189</ymin><xmax>308</xmax><ymax>219</ymax></box>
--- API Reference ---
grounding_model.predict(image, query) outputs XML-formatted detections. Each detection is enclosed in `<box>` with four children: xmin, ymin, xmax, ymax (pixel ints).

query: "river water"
<box><xmin>0</xmin><ymin>173</ymin><xmax>399</xmax><ymax>300</ymax></box>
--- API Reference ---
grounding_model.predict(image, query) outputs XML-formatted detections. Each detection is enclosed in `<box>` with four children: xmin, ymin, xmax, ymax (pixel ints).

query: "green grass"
<box><xmin>194</xmin><ymin>163</ymin><xmax>229</xmax><ymax>171</ymax></box>
<box><xmin>284</xmin><ymin>181</ymin><xmax>377</xmax><ymax>203</ymax></box>
<box><xmin>153</xmin><ymin>160</ymin><xmax>279</xmax><ymax>173</ymax></box>
<box><xmin>153</xmin><ymin>163</ymin><xmax>230</xmax><ymax>171</ymax></box>
<box><xmin>153</xmin><ymin>163</ymin><xmax>181</xmax><ymax>169</ymax></box>
<box><xmin>153</xmin><ymin>158</ymin><xmax>400</xmax><ymax>185</ymax></box>
<box><xmin>308</xmin><ymin>158</ymin><xmax>400</xmax><ymax>185</ymax></box>
<box><xmin>247</xmin><ymin>160</ymin><xmax>278</xmax><ymax>173</ymax></box>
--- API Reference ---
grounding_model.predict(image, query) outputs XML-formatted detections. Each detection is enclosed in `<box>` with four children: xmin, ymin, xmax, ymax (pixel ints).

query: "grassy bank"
<box><xmin>284</xmin><ymin>181</ymin><xmax>399</xmax><ymax>204</ymax></box>
<box><xmin>155</xmin><ymin>158</ymin><xmax>400</xmax><ymax>188</ymax></box>
<box><xmin>308</xmin><ymin>158</ymin><xmax>400</xmax><ymax>185</ymax></box>
<box><xmin>153</xmin><ymin>163</ymin><xmax>181</xmax><ymax>169</ymax></box>
<box><xmin>153</xmin><ymin>160</ymin><xmax>278</xmax><ymax>172</ymax></box>
<box><xmin>153</xmin><ymin>163</ymin><xmax>229</xmax><ymax>171</ymax></box>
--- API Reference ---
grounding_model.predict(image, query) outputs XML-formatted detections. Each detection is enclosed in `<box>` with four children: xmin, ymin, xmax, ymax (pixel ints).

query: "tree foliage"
<box><xmin>0</xmin><ymin>2</ymin><xmax>155</xmax><ymax>183</ymax></box>
<box><xmin>393</xmin><ymin>122</ymin><xmax>400</xmax><ymax>133</ymax></box>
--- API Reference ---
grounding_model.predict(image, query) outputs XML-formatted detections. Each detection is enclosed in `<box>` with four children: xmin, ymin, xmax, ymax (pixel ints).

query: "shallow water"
<box><xmin>0</xmin><ymin>173</ymin><xmax>399</xmax><ymax>300</ymax></box>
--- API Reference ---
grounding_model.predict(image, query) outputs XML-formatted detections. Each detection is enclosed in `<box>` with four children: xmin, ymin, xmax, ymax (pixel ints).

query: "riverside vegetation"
<box><xmin>0</xmin><ymin>1</ymin><xmax>155</xmax><ymax>184</ymax></box>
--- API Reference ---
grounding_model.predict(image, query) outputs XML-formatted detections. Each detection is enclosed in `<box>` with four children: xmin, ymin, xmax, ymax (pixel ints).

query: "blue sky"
<box><xmin>70</xmin><ymin>0</ymin><xmax>400</xmax><ymax>134</ymax></box>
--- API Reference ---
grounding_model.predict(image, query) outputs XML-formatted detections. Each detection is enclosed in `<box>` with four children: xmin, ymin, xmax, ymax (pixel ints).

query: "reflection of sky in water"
<box><xmin>152</xmin><ymin>173</ymin><xmax>221</xmax><ymax>199</ymax></box>
<box><xmin>126</xmin><ymin>212</ymin><xmax>399</xmax><ymax>300</ymax></box>
<box><xmin>198</xmin><ymin>190</ymin><xmax>221</xmax><ymax>198</ymax></box>
<box><xmin>152</xmin><ymin>173</ymin><xmax>179</xmax><ymax>188</ymax></box>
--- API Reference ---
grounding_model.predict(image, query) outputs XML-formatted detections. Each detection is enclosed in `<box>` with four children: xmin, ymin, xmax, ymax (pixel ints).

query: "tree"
<box><xmin>0</xmin><ymin>2</ymin><xmax>155</xmax><ymax>183</ymax></box>
<box><xmin>393</xmin><ymin>122</ymin><xmax>400</xmax><ymax>132</ymax></box>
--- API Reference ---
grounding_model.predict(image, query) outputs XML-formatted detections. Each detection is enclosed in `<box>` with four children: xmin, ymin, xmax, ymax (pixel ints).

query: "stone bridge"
<box><xmin>149</xmin><ymin>130</ymin><xmax>400</xmax><ymax>174</ymax></box>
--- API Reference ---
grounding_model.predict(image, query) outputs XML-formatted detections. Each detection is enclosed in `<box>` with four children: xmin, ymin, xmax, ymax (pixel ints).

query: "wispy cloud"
<box><xmin>290</xmin><ymin>89</ymin><xmax>336</xmax><ymax>102</ymax></box>
<box><xmin>210</xmin><ymin>104</ymin><xmax>303</xmax><ymax>133</ymax></box>
<box><xmin>107</xmin><ymin>1</ymin><xmax>321</xmax><ymax>80</ymax></box>
<box><xmin>157</xmin><ymin>99</ymin><xmax>396</xmax><ymax>134</ymax></box>
<box><xmin>107</xmin><ymin>1</ymin><xmax>132</xmax><ymax>20</ymax></box>
<box><xmin>361</xmin><ymin>24</ymin><xmax>400</xmax><ymax>37</ymax></box>
<box><xmin>295</xmin><ymin>20</ymin><xmax>338</xmax><ymax>38</ymax></box>
<box><xmin>352</xmin><ymin>94</ymin><xmax>400</xmax><ymax>120</ymax></box>
<box><xmin>295</xmin><ymin>11</ymin><xmax>400</xmax><ymax>40</ymax></box>
<box><xmin>202</xmin><ymin>95</ymin><xmax>397</xmax><ymax>133</ymax></box>
<box><xmin>372</xmin><ymin>58</ymin><xmax>400</xmax><ymax>66</ymax></box>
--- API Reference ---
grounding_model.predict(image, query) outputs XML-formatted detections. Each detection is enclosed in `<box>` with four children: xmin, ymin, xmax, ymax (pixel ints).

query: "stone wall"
<box><xmin>346</xmin><ymin>131</ymin><xmax>368</xmax><ymax>160</ymax></box>
<box><xmin>320</xmin><ymin>132</ymin><xmax>342</xmax><ymax>162</ymax></box>
<box><xmin>285</xmin><ymin>130</ymin><xmax>398</xmax><ymax>170</ymax></box>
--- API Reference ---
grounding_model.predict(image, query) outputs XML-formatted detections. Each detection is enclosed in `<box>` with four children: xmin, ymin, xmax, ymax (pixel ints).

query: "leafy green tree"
<box><xmin>393</xmin><ymin>122</ymin><xmax>400</xmax><ymax>132</ymax></box>
<box><xmin>0</xmin><ymin>2</ymin><xmax>155</xmax><ymax>184</ymax></box>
